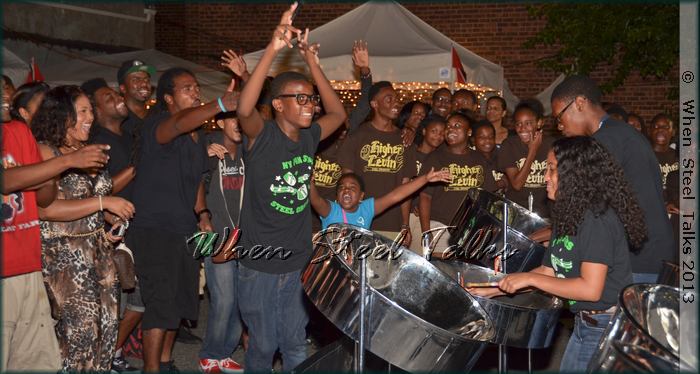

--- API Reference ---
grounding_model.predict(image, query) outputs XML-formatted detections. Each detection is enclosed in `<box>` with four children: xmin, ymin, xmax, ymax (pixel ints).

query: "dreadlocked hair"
<box><xmin>551</xmin><ymin>136</ymin><xmax>647</xmax><ymax>249</ymax></box>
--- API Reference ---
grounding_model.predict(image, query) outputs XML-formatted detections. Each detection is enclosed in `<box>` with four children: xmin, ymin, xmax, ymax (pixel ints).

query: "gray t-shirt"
<box><xmin>204</xmin><ymin>132</ymin><xmax>244</xmax><ymax>236</ymax></box>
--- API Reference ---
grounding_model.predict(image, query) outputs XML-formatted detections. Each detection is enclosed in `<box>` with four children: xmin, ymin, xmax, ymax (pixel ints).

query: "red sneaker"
<box><xmin>218</xmin><ymin>358</ymin><xmax>243</xmax><ymax>373</ymax></box>
<box><xmin>199</xmin><ymin>358</ymin><xmax>221</xmax><ymax>373</ymax></box>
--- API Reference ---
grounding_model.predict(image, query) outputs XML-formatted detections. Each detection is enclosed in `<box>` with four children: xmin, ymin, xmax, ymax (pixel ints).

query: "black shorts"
<box><xmin>127</xmin><ymin>226</ymin><xmax>201</xmax><ymax>330</ymax></box>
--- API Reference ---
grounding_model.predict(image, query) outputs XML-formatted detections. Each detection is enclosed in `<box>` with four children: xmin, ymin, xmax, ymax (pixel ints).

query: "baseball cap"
<box><xmin>117</xmin><ymin>60</ymin><xmax>156</xmax><ymax>85</ymax></box>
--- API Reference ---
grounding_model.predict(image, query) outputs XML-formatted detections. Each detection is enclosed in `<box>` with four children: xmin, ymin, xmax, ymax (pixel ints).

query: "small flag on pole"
<box><xmin>451</xmin><ymin>46</ymin><xmax>467</xmax><ymax>84</ymax></box>
<box><xmin>25</xmin><ymin>57</ymin><xmax>44</xmax><ymax>83</ymax></box>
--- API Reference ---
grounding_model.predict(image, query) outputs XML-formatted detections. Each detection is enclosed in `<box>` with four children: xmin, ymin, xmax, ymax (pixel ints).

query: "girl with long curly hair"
<box><xmin>471</xmin><ymin>136</ymin><xmax>646</xmax><ymax>371</ymax></box>
<box><xmin>31</xmin><ymin>85</ymin><xmax>135</xmax><ymax>371</ymax></box>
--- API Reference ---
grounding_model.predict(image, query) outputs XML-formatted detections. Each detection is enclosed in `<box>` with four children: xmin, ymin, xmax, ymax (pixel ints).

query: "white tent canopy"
<box><xmin>2</xmin><ymin>47</ymin><xmax>30</xmax><ymax>86</ymax></box>
<box><xmin>244</xmin><ymin>1</ymin><xmax>504</xmax><ymax>92</ymax></box>
<box><xmin>40</xmin><ymin>49</ymin><xmax>232</xmax><ymax>101</ymax></box>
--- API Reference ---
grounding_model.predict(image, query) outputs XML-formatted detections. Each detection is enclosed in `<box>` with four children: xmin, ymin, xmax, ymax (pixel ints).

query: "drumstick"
<box><xmin>464</xmin><ymin>281</ymin><xmax>499</xmax><ymax>288</ymax></box>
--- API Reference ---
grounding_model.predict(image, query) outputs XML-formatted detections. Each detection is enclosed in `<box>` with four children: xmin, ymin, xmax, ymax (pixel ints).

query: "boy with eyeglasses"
<box><xmin>234</xmin><ymin>3</ymin><xmax>347</xmax><ymax>371</ymax></box>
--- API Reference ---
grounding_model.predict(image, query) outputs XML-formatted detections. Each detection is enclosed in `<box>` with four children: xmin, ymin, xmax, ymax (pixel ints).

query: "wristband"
<box><xmin>98</xmin><ymin>196</ymin><xmax>103</xmax><ymax>211</ymax></box>
<box><xmin>400</xmin><ymin>224</ymin><xmax>410</xmax><ymax>229</ymax></box>
<box><xmin>217</xmin><ymin>97</ymin><xmax>227</xmax><ymax>113</ymax></box>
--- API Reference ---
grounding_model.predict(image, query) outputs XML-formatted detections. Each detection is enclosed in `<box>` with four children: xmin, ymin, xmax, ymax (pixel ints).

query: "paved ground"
<box><xmin>125</xmin><ymin>296</ymin><xmax>572</xmax><ymax>372</ymax></box>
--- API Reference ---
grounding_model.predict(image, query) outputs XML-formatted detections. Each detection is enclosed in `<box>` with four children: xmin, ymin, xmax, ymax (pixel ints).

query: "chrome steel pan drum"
<box><xmin>448</xmin><ymin>188</ymin><xmax>549</xmax><ymax>273</ymax></box>
<box><xmin>431</xmin><ymin>260</ymin><xmax>562</xmax><ymax>348</ymax></box>
<box><xmin>302</xmin><ymin>225</ymin><xmax>495</xmax><ymax>372</ymax></box>
<box><xmin>588</xmin><ymin>284</ymin><xmax>681</xmax><ymax>372</ymax></box>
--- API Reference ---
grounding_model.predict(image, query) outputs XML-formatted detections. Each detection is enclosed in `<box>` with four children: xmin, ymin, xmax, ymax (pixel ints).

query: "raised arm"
<box><xmin>221</xmin><ymin>49</ymin><xmax>251</xmax><ymax>83</ymax></box>
<box><xmin>238</xmin><ymin>3</ymin><xmax>301</xmax><ymax>142</ymax></box>
<box><xmin>347</xmin><ymin>40</ymin><xmax>372</xmax><ymax>133</ymax></box>
<box><xmin>155</xmin><ymin>89</ymin><xmax>238</xmax><ymax>145</ymax></box>
<box><xmin>309</xmin><ymin>180</ymin><xmax>331</xmax><ymax>218</ymax></box>
<box><xmin>297</xmin><ymin>30</ymin><xmax>347</xmax><ymax>140</ymax></box>
<box><xmin>375</xmin><ymin>168</ymin><xmax>450</xmax><ymax>215</ymax></box>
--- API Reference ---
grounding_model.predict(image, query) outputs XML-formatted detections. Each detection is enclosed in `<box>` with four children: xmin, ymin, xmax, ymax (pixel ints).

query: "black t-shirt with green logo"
<box><xmin>542</xmin><ymin>208</ymin><xmax>632</xmax><ymax>312</ymax></box>
<box><xmin>238</xmin><ymin>121</ymin><xmax>321</xmax><ymax>274</ymax></box>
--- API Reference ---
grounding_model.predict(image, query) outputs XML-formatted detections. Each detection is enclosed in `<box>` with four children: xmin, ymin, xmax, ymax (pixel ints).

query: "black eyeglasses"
<box><xmin>276</xmin><ymin>93</ymin><xmax>320</xmax><ymax>106</ymax></box>
<box><xmin>555</xmin><ymin>99</ymin><xmax>575</xmax><ymax>124</ymax></box>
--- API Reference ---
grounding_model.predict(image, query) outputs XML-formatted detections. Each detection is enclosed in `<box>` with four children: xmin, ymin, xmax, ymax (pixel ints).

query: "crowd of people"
<box><xmin>2</xmin><ymin>2</ymin><xmax>680</xmax><ymax>373</ymax></box>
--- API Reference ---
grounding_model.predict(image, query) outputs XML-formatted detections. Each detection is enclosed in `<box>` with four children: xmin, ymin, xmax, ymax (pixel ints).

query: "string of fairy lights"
<box><xmin>146</xmin><ymin>81</ymin><xmax>501</xmax><ymax>129</ymax></box>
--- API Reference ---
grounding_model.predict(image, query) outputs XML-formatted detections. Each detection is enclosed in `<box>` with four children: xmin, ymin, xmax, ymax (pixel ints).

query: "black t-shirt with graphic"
<box><xmin>312</xmin><ymin>141</ymin><xmax>343</xmax><ymax>232</ymax></box>
<box><xmin>239</xmin><ymin>121</ymin><xmax>321</xmax><ymax>274</ymax></box>
<box><xmin>543</xmin><ymin>208</ymin><xmax>633</xmax><ymax>312</ymax></box>
<box><xmin>654</xmin><ymin>149</ymin><xmax>679</xmax><ymax>191</ymax></box>
<box><xmin>497</xmin><ymin>135</ymin><xmax>553</xmax><ymax>218</ymax></box>
<box><xmin>593</xmin><ymin>118</ymin><xmax>674</xmax><ymax>273</ymax></box>
<box><xmin>337</xmin><ymin>123</ymin><xmax>411</xmax><ymax>231</ymax></box>
<box><xmin>423</xmin><ymin>148</ymin><xmax>494</xmax><ymax>224</ymax></box>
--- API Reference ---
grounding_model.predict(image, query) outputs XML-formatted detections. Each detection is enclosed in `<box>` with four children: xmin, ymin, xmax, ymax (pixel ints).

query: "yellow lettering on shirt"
<box><xmin>313</xmin><ymin>156</ymin><xmax>342</xmax><ymax>188</ymax></box>
<box><xmin>444</xmin><ymin>164</ymin><xmax>484</xmax><ymax>191</ymax></box>
<box><xmin>516</xmin><ymin>158</ymin><xmax>547</xmax><ymax>188</ymax></box>
<box><xmin>360</xmin><ymin>141</ymin><xmax>404</xmax><ymax>173</ymax></box>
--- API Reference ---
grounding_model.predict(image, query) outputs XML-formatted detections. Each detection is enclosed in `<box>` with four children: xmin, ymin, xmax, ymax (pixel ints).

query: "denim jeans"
<box><xmin>560</xmin><ymin>313</ymin><xmax>612</xmax><ymax>371</ymax></box>
<box><xmin>237</xmin><ymin>265</ymin><xmax>309</xmax><ymax>372</ymax></box>
<box><xmin>633</xmin><ymin>272</ymin><xmax>659</xmax><ymax>284</ymax></box>
<box><xmin>198</xmin><ymin>257</ymin><xmax>243</xmax><ymax>359</ymax></box>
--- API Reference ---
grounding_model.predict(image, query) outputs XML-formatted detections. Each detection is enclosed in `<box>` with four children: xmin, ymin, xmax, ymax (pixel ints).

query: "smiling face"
<box><xmin>513</xmin><ymin>108</ymin><xmax>542</xmax><ymax>144</ymax></box>
<box><xmin>544</xmin><ymin>150</ymin><xmax>558</xmax><ymax>201</ymax></box>
<box><xmin>94</xmin><ymin>87</ymin><xmax>128</xmax><ymax>122</ymax></box>
<box><xmin>2</xmin><ymin>79</ymin><xmax>15</xmax><ymax>122</ymax></box>
<box><xmin>335</xmin><ymin>174</ymin><xmax>365</xmax><ymax>211</ymax></box>
<box><xmin>371</xmin><ymin>86</ymin><xmax>400</xmax><ymax>121</ymax></box>
<box><xmin>274</xmin><ymin>80</ymin><xmax>317</xmax><ymax>128</ymax></box>
<box><xmin>218</xmin><ymin>117</ymin><xmax>243</xmax><ymax>143</ymax></box>
<box><xmin>452</xmin><ymin>91</ymin><xmax>477</xmax><ymax>112</ymax></box>
<box><xmin>66</xmin><ymin>94</ymin><xmax>94</xmax><ymax>144</ymax></box>
<box><xmin>406</xmin><ymin>102</ymin><xmax>427</xmax><ymax>130</ymax></box>
<box><xmin>431</xmin><ymin>89</ymin><xmax>452</xmax><ymax>118</ymax></box>
<box><xmin>422</xmin><ymin>121</ymin><xmax>446</xmax><ymax>149</ymax></box>
<box><xmin>120</xmin><ymin>71</ymin><xmax>152</xmax><ymax>103</ymax></box>
<box><xmin>474</xmin><ymin>125</ymin><xmax>496</xmax><ymax>155</ymax></box>
<box><xmin>445</xmin><ymin>116</ymin><xmax>469</xmax><ymax>146</ymax></box>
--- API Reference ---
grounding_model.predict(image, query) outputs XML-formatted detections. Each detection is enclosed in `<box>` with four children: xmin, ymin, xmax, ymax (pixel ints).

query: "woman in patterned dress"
<box><xmin>31</xmin><ymin>85</ymin><xmax>135</xmax><ymax>371</ymax></box>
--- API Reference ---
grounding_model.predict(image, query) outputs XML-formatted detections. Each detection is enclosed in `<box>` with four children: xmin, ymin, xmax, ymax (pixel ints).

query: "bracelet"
<box><xmin>400</xmin><ymin>224</ymin><xmax>410</xmax><ymax>229</ymax></box>
<box><xmin>196</xmin><ymin>208</ymin><xmax>212</xmax><ymax>220</ymax></box>
<box><xmin>359</xmin><ymin>71</ymin><xmax>372</xmax><ymax>79</ymax></box>
<box><xmin>98</xmin><ymin>196</ymin><xmax>103</xmax><ymax>211</ymax></box>
<box><xmin>217</xmin><ymin>97</ymin><xmax>227</xmax><ymax>113</ymax></box>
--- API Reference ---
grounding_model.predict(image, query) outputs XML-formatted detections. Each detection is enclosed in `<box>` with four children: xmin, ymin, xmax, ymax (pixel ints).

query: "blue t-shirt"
<box><xmin>321</xmin><ymin>198</ymin><xmax>375</xmax><ymax>230</ymax></box>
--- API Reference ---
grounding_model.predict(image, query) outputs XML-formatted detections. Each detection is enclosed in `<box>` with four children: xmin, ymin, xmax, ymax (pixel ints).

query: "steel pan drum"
<box><xmin>657</xmin><ymin>260</ymin><xmax>679</xmax><ymax>287</ymax></box>
<box><xmin>302</xmin><ymin>225</ymin><xmax>495</xmax><ymax>372</ymax></box>
<box><xmin>448</xmin><ymin>189</ymin><xmax>549</xmax><ymax>273</ymax></box>
<box><xmin>588</xmin><ymin>284</ymin><xmax>681</xmax><ymax>372</ymax></box>
<box><xmin>431</xmin><ymin>260</ymin><xmax>562</xmax><ymax>348</ymax></box>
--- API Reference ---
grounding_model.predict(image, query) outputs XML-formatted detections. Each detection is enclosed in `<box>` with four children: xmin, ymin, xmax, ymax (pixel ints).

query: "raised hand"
<box><xmin>297</xmin><ymin>28</ymin><xmax>320</xmax><ymax>66</ymax></box>
<box><xmin>528</xmin><ymin>129</ymin><xmax>543</xmax><ymax>153</ymax></box>
<box><xmin>219</xmin><ymin>89</ymin><xmax>240</xmax><ymax>113</ymax></box>
<box><xmin>66</xmin><ymin>144</ymin><xmax>110</xmax><ymax>169</ymax></box>
<box><xmin>221</xmin><ymin>49</ymin><xmax>249</xmax><ymax>78</ymax></box>
<box><xmin>270</xmin><ymin>2</ymin><xmax>302</xmax><ymax>51</ymax></box>
<box><xmin>352</xmin><ymin>40</ymin><xmax>369</xmax><ymax>69</ymax></box>
<box><xmin>425</xmin><ymin>167</ymin><xmax>452</xmax><ymax>183</ymax></box>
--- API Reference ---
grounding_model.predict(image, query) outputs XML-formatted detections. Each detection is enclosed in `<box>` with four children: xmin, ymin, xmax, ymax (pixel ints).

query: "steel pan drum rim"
<box><xmin>466</xmin><ymin>188</ymin><xmax>550</xmax><ymax>227</ymax></box>
<box><xmin>618</xmin><ymin>283</ymin><xmax>680</xmax><ymax>359</ymax></box>
<box><xmin>321</xmin><ymin>223</ymin><xmax>496</xmax><ymax>343</ymax></box>
<box><xmin>434</xmin><ymin>261</ymin><xmax>563</xmax><ymax>311</ymax></box>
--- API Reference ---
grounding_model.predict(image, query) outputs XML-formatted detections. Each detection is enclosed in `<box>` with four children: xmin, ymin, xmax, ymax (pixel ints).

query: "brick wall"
<box><xmin>154</xmin><ymin>2</ymin><xmax>679</xmax><ymax>124</ymax></box>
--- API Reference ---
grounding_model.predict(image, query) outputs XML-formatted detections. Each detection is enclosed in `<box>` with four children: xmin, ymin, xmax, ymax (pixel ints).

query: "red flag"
<box><xmin>451</xmin><ymin>46</ymin><xmax>467</xmax><ymax>84</ymax></box>
<box><xmin>25</xmin><ymin>57</ymin><xmax>44</xmax><ymax>83</ymax></box>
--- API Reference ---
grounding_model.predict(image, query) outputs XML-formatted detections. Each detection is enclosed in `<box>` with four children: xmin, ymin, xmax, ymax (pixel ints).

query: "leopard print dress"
<box><xmin>40</xmin><ymin>147</ymin><xmax>119</xmax><ymax>372</ymax></box>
